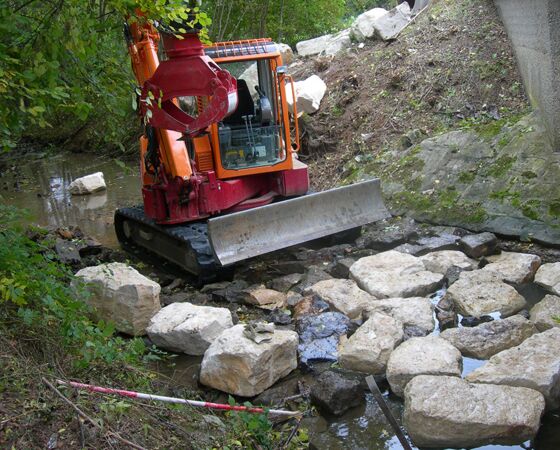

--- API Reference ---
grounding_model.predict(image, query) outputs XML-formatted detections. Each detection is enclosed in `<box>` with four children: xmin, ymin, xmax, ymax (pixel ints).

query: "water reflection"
<box><xmin>2</xmin><ymin>153</ymin><xmax>141</xmax><ymax>247</ymax></box>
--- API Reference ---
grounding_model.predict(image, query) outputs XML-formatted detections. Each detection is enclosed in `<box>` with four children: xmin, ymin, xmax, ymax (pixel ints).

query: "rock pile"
<box><xmin>78</xmin><ymin>216</ymin><xmax>560</xmax><ymax>448</ymax></box>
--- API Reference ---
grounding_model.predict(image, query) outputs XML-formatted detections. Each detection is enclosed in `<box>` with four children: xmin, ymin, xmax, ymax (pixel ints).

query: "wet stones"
<box><xmin>419</xmin><ymin>250</ymin><xmax>476</xmax><ymax>275</ymax></box>
<box><xmin>328</xmin><ymin>257</ymin><xmax>355</xmax><ymax>279</ymax></box>
<box><xmin>445</xmin><ymin>270</ymin><xmax>526</xmax><ymax>317</ymax></box>
<box><xmin>304</xmin><ymin>279</ymin><xmax>376</xmax><ymax>319</ymax></box>
<box><xmin>147</xmin><ymin>303</ymin><xmax>233</xmax><ymax>355</ymax></box>
<box><xmin>199</xmin><ymin>324</ymin><xmax>298</xmax><ymax>397</ymax></box>
<box><xmin>292</xmin><ymin>295</ymin><xmax>329</xmax><ymax>320</ymax></box>
<box><xmin>404</xmin><ymin>375</ymin><xmax>545</xmax><ymax>448</ymax></box>
<box><xmin>440</xmin><ymin>315</ymin><xmax>537</xmax><ymax>359</ymax></box>
<box><xmin>459</xmin><ymin>232</ymin><xmax>498</xmax><ymax>258</ymax></box>
<box><xmin>74</xmin><ymin>262</ymin><xmax>161</xmax><ymax>336</ymax></box>
<box><xmin>466</xmin><ymin>328</ymin><xmax>560</xmax><ymax>410</ymax></box>
<box><xmin>55</xmin><ymin>238</ymin><xmax>81</xmax><ymax>265</ymax></box>
<box><xmin>534</xmin><ymin>262</ymin><xmax>560</xmax><ymax>295</ymax></box>
<box><xmin>482</xmin><ymin>251</ymin><xmax>541</xmax><ymax>285</ymax></box>
<box><xmin>350</xmin><ymin>250</ymin><xmax>443</xmax><ymax>298</ymax></box>
<box><xmin>68</xmin><ymin>172</ymin><xmax>106</xmax><ymax>195</ymax></box>
<box><xmin>530</xmin><ymin>294</ymin><xmax>560</xmax><ymax>331</ymax></box>
<box><xmin>338</xmin><ymin>312</ymin><xmax>403</xmax><ymax>374</ymax></box>
<box><xmin>386</xmin><ymin>336</ymin><xmax>462</xmax><ymax>397</ymax></box>
<box><xmin>364</xmin><ymin>297</ymin><xmax>434</xmax><ymax>336</ymax></box>
<box><xmin>310</xmin><ymin>371</ymin><xmax>363</xmax><ymax>416</ymax></box>
<box><xmin>297</xmin><ymin>312</ymin><xmax>350</xmax><ymax>367</ymax></box>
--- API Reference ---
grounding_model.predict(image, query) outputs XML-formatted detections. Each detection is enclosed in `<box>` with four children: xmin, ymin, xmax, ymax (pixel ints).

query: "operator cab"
<box><xmin>216</xmin><ymin>58</ymin><xmax>285</xmax><ymax>170</ymax></box>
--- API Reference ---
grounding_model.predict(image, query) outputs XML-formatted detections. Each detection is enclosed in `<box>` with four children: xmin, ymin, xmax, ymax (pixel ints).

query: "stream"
<box><xmin>2</xmin><ymin>152</ymin><xmax>560</xmax><ymax>450</ymax></box>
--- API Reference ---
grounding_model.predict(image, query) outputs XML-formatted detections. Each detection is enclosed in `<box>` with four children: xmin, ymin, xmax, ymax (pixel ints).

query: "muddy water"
<box><xmin>1</xmin><ymin>152</ymin><xmax>140</xmax><ymax>247</ymax></box>
<box><xmin>3</xmin><ymin>153</ymin><xmax>560</xmax><ymax>449</ymax></box>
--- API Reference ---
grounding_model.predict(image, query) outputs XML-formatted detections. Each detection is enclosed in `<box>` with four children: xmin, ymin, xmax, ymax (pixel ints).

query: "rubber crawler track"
<box><xmin>114</xmin><ymin>206</ymin><xmax>219</xmax><ymax>281</ymax></box>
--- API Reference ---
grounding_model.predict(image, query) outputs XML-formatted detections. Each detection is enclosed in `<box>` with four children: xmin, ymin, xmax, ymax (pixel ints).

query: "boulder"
<box><xmin>445</xmin><ymin>270</ymin><xmax>526</xmax><ymax>317</ymax></box>
<box><xmin>459</xmin><ymin>232</ymin><xmax>498</xmax><ymax>258</ymax></box>
<box><xmin>147</xmin><ymin>303</ymin><xmax>233</xmax><ymax>355</ymax></box>
<box><xmin>364</xmin><ymin>297</ymin><xmax>434</xmax><ymax>336</ymax></box>
<box><xmin>239</xmin><ymin>63</ymin><xmax>258</xmax><ymax>98</ymax></box>
<box><xmin>387</xmin><ymin>336</ymin><xmax>462</xmax><ymax>397</ymax></box>
<box><xmin>482</xmin><ymin>251</ymin><xmax>541</xmax><ymax>284</ymax></box>
<box><xmin>304</xmin><ymin>279</ymin><xmax>376</xmax><ymax>319</ymax></box>
<box><xmin>350</xmin><ymin>8</ymin><xmax>388</xmax><ymax>41</ymax></box>
<box><xmin>530</xmin><ymin>294</ymin><xmax>560</xmax><ymax>331</ymax></box>
<box><xmin>440</xmin><ymin>315</ymin><xmax>537</xmax><ymax>359</ymax></box>
<box><xmin>404</xmin><ymin>375</ymin><xmax>545</xmax><ymax>448</ymax></box>
<box><xmin>338</xmin><ymin>312</ymin><xmax>403</xmax><ymax>374</ymax></box>
<box><xmin>350</xmin><ymin>250</ymin><xmax>444</xmax><ymax>298</ymax></box>
<box><xmin>310</xmin><ymin>371</ymin><xmax>363</xmax><ymax>416</ymax></box>
<box><xmin>373</xmin><ymin>2</ymin><xmax>412</xmax><ymax>41</ymax></box>
<box><xmin>286</xmin><ymin>75</ymin><xmax>327</xmax><ymax>115</ymax></box>
<box><xmin>295</xmin><ymin>34</ymin><xmax>331</xmax><ymax>57</ymax></box>
<box><xmin>199</xmin><ymin>324</ymin><xmax>298</xmax><ymax>397</ymax></box>
<box><xmin>74</xmin><ymin>262</ymin><xmax>160</xmax><ymax>336</ymax></box>
<box><xmin>292</xmin><ymin>266</ymin><xmax>333</xmax><ymax>293</ymax></box>
<box><xmin>297</xmin><ymin>312</ymin><xmax>350</xmax><ymax>366</ymax></box>
<box><xmin>241</xmin><ymin>286</ymin><xmax>287</xmax><ymax>310</ymax></box>
<box><xmin>277</xmin><ymin>43</ymin><xmax>294</xmax><ymax>65</ymax></box>
<box><xmin>414</xmin><ymin>234</ymin><xmax>460</xmax><ymax>254</ymax></box>
<box><xmin>68</xmin><ymin>172</ymin><xmax>106</xmax><ymax>195</ymax></box>
<box><xmin>466</xmin><ymin>328</ymin><xmax>560</xmax><ymax>409</ymax></box>
<box><xmin>534</xmin><ymin>262</ymin><xmax>560</xmax><ymax>295</ymax></box>
<box><xmin>324</xmin><ymin>29</ymin><xmax>351</xmax><ymax>56</ymax></box>
<box><xmin>55</xmin><ymin>238</ymin><xmax>81</xmax><ymax>265</ymax></box>
<box><xmin>356</xmin><ymin>217</ymin><xmax>418</xmax><ymax>250</ymax></box>
<box><xmin>420</xmin><ymin>250</ymin><xmax>476</xmax><ymax>275</ymax></box>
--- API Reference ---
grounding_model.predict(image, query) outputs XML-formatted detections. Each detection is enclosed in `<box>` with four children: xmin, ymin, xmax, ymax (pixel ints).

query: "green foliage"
<box><xmin>0</xmin><ymin>206</ymin><xmax>145</xmax><ymax>367</ymax></box>
<box><xmin>203</xmin><ymin>0</ymin><xmax>346</xmax><ymax>46</ymax></box>
<box><xmin>0</xmin><ymin>0</ymin><xmax>204</xmax><ymax>152</ymax></box>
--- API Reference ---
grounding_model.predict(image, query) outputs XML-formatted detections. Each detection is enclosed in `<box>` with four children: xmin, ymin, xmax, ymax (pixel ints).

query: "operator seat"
<box><xmin>223</xmin><ymin>78</ymin><xmax>255</xmax><ymax>125</ymax></box>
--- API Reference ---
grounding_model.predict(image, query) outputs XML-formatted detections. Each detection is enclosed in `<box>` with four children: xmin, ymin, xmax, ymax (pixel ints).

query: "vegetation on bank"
<box><xmin>0</xmin><ymin>206</ymin><xmax>306</xmax><ymax>449</ymax></box>
<box><xmin>2</xmin><ymin>0</ymin><xmax>392</xmax><ymax>156</ymax></box>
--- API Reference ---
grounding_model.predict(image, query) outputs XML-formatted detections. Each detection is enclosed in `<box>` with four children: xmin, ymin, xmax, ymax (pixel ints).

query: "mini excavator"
<box><xmin>114</xmin><ymin>16</ymin><xmax>389</xmax><ymax>279</ymax></box>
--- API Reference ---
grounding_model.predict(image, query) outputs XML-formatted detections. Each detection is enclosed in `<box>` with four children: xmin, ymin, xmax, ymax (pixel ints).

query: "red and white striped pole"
<box><xmin>56</xmin><ymin>380</ymin><xmax>302</xmax><ymax>417</ymax></box>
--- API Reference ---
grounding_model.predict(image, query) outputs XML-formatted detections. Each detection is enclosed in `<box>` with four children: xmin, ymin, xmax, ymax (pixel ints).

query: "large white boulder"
<box><xmin>404</xmin><ymin>375</ymin><xmax>545</xmax><ymax>448</ymax></box>
<box><xmin>530</xmin><ymin>294</ymin><xmax>560</xmax><ymax>331</ymax></box>
<box><xmin>387</xmin><ymin>336</ymin><xmax>462</xmax><ymax>397</ymax></box>
<box><xmin>420</xmin><ymin>250</ymin><xmax>477</xmax><ymax>275</ymax></box>
<box><xmin>350</xmin><ymin>8</ymin><xmax>388</xmax><ymax>41</ymax></box>
<box><xmin>364</xmin><ymin>297</ymin><xmax>434</xmax><ymax>335</ymax></box>
<box><xmin>534</xmin><ymin>262</ymin><xmax>560</xmax><ymax>295</ymax></box>
<box><xmin>350</xmin><ymin>250</ymin><xmax>444</xmax><ymax>298</ymax></box>
<box><xmin>74</xmin><ymin>262</ymin><xmax>160</xmax><ymax>336</ymax></box>
<box><xmin>324</xmin><ymin>29</ymin><xmax>352</xmax><ymax>56</ymax></box>
<box><xmin>338</xmin><ymin>312</ymin><xmax>403</xmax><ymax>374</ymax></box>
<box><xmin>277</xmin><ymin>43</ymin><xmax>294</xmax><ymax>65</ymax></box>
<box><xmin>482</xmin><ymin>251</ymin><xmax>541</xmax><ymax>284</ymax></box>
<box><xmin>445</xmin><ymin>270</ymin><xmax>526</xmax><ymax>317</ymax></box>
<box><xmin>295</xmin><ymin>34</ymin><xmax>331</xmax><ymax>57</ymax></box>
<box><xmin>239</xmin><ymin>63</ymin><xmax>258</xmax><ymax>98</ymax></box>
<box><xmin>68</xmin><ymin>172</ymin><xmax>106</xmax><ymax>195</ymax></box>
<box><xmin>304</xmin><ymin>278</ymin><xmax>376</xmax><ymax>319</ymax></box>
<box><xmin>286</xmin><ymin>75</ymin><xmax>327</xmax><ymax>115</ymax></box>
<box><xmin>147</xmin><ymin>303</ymin><xmax>233</xmax><ymax>355</ymax></box>
<box><xmin>372</xmin><ymin>2</ymin><xmax>412</xmax><ymax>41</ymax></box>
<box><xmin>440</xmin><ymin>315</ymin><xmax>537</xmax><ymax>359</ymax></box>
<box><xmin>466</xmin><ymin>328</ymin><xmax>560</xmax><ymax>410</ymax></box>
<box><xmin>200</xmin><ymin>324</ymin><xmax>298</xmax><ymax>397</ymax></box>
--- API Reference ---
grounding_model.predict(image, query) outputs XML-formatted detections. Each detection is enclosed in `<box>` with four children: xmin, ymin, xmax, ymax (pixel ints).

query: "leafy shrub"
<box><xmin>0</xmin><ymin>206</ymin><xmax>145</xmax><ymax>367</ymax></box>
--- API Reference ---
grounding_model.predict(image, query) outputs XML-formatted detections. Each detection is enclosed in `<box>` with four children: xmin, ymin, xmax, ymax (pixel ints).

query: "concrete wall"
<box><xmin>493</xmin><ymin>0</ymin><xmax>560</xmax><ymax>150</ymax></box>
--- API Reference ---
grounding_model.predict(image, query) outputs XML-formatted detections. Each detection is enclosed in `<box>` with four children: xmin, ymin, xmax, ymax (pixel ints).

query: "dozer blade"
<box><xmin>208</xmin><ymin>178</ymin><xmax>390</xmax><ymax>266</ymax></box>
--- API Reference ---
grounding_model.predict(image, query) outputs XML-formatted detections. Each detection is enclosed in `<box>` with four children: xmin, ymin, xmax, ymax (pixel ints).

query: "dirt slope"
<box><xmin>291</xmin><ymin>0</ymin><xmax>529</xmax><ymax>190</ymax></box>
